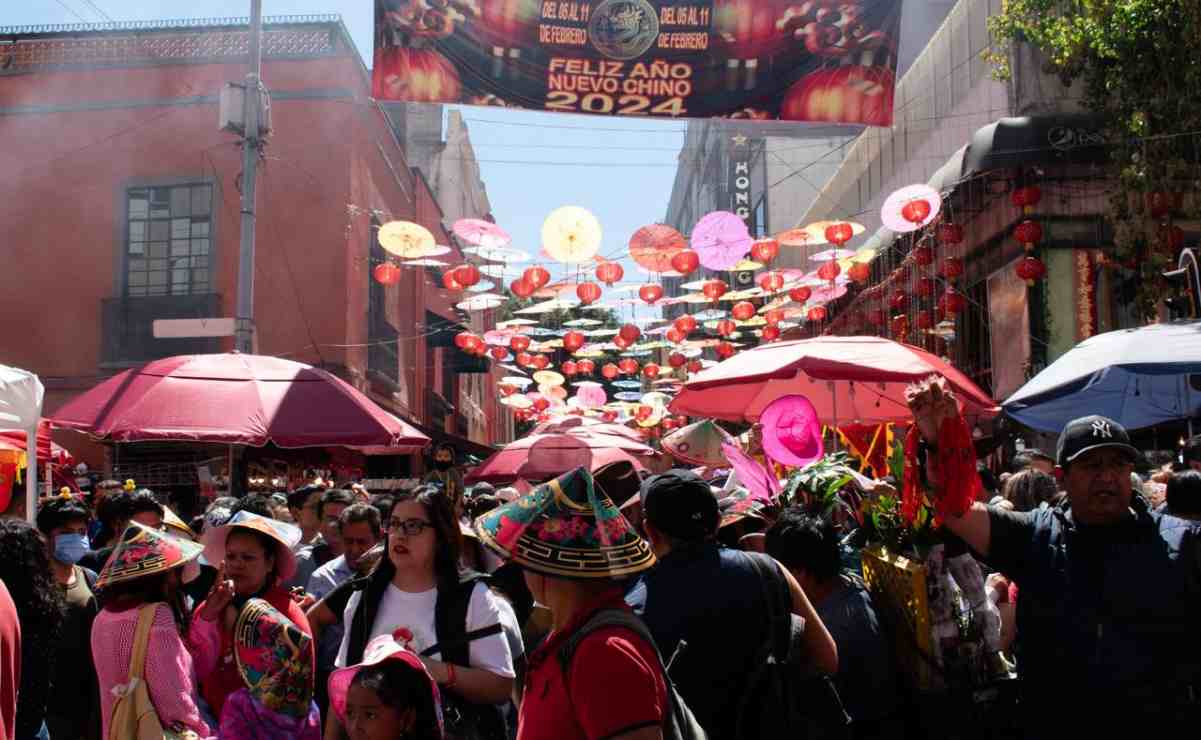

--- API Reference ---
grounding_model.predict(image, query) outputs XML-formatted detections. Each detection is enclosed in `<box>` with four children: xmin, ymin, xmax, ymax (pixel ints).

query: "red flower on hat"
<box><xmin>597</xmin><ymin>515</ymin><xmax>630</xmax><ymax>545</ymax></box>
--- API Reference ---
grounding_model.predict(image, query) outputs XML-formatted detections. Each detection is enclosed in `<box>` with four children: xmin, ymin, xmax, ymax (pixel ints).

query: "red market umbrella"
<box><xmin>466</xmin><ymin>432</ymin><xmax>651</xmax><ymax>485</ymax></box>
<box><xmin>531</xmin><ymin>416</ymin><xmax>645</xmax><ymax>442</ymax></box>
<box><xmin>670</xmin><ymin>336</ymin><xmax>998</xmax><ymax>426</ymax></box>
<box><xmin>49</xmin><ymin>353</ymin><xmax>429</xmax><ymax>450</ymax></box>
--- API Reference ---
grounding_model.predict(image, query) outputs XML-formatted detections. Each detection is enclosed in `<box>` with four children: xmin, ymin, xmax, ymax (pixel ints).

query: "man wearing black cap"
<box><xmin>910</xmin><ymin>378</ymin><xmax>1201</xmax><ymax>737</ymax></box>
<box><xmin>626</xmin><ymin>469</ymin><xmax>837</xmax><ymax>740</ymax></box>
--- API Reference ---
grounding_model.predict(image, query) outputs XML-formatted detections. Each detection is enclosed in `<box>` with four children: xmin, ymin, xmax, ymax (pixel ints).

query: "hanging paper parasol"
<box><xmin>463</xmin><ymin>245</ymin><xmax>529</xmax><ymax>263</ymax></box>
<box><xmin>629</xmin><ymin>224</ymin><xmax>688</xmax><ymax>272</ymax></box>
<box><xmin>378</xmin><ymin>221</ymin><xmax>436</xmax><ymax>258</ymax></box>
<box><xmin>691</xmin><ymin>211</ymin><xmax>752</xmax><ymax>271</ymax></box>
<box><xmin>776</xmin><ymin>228</ymin><xmax>816</xmax><ymax>247</ymax></box>
<box><xmin>805</xmin><ymin>220</ymin><xmax>866</xmax><ymax>245</ymax></box>
<box><xmin>661</xmin><ymin>419</ymin><xmax>737</xmax><ymax>466</ymax></box>
<box><xmin>882</xmin><ymin>184</ymin><xmax>942</xmax><ymax>233</ymax></box>
<box><xmin>453</xmin><ymin>218</ymin><xmax>511</xmax><ymax>248</ymax></box>
<box><xmin>542</xmin><ymin>206</ymin><xmax>602</xmax><ymax>263</ymax></box>
<box><xmin>574</xmin><ymin>381</ymin><xmax>607</xmax><ymax>409</ymax></box>
<box><xmin>456</xmin><ymin>294</ymin><xmax>505</xmax><ymax>311</ymax></box>
<box><xmin>810</xmin><ymin>249</ymin><xmax>857</xmax><ymax>262</ymax></box>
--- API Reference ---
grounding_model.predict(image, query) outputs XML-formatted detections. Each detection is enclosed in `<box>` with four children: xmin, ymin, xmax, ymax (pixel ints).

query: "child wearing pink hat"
<box><xmin>328</xmin><ymin>631</ymin><xmax>444</xmax><ymax>740</ymax></box>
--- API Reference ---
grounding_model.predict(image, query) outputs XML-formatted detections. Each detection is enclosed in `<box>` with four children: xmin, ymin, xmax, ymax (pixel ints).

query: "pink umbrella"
<box><xmin>453</xmin><ymin>218</ymin><xmax>510</xmax><ymax>248</ymax></box>
<box><xmin>691</xmin><ymin>211</ymin><xmax>752</xmax><ymax>271</ymax></box>
<box><xmin>532</xmin><ymin>416</ymin><xmax>645</xmax><ymax>442</ymax></box>
<box><xmin>49</xmin><ymin>353</ymin><xmax>430</xmax><ymax>450</ymax></box>
<box><xmin>465</xmin><ymin>433</ymin><xmax>651</xmax><ymax>484</ymax></box>
<box><xmin>670</xmin><ymin>336</ymin><xmax>998</xmax><ymax>425</ymax></box>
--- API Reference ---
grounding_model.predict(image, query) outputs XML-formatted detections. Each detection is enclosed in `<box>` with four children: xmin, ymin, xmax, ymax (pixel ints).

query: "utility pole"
<box><xmin>235</xmin><ymin>0</ymin><xmax>264</xmax><ymax>353</ymax></box>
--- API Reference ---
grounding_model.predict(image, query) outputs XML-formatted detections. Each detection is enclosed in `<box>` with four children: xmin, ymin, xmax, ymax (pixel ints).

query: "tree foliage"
<box><xmin>987</xmin><ymin>0</ymin><xmax>1201</xmax><ymax>317</ymax></box>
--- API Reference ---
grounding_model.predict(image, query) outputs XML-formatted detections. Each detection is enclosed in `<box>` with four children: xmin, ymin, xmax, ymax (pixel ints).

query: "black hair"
<box><xmin>1011</xmin><ymin>450</ymin><xmax>1053</xmax><ymax>473</ymax></box>
<box><xmin>434</xmin><ymin>443</ymin><xmax>456</xmax><ymax>456</ymax></box>
<box><xmin>210</xmin><ymin>496</ymin><xmax>239</xmax><ymax>511</ymax></box>
<box><xmin>349</xmin><ymin>660</ymin><xmax>442</xmax><ymax>739</ymax></box>
<box><xmin>1003</xmin><ymin>469</ymin><xmax>1058</xmax><ymax>512</ymax></box>
<box><xmin>230</xmin><ymin>493</ymin><xmax>275</xmax><ymax>519</ymax></box>
<box><xmin>369</xmin><ymin>494</ymin><xmax>395</xmax><ymax>523</ymax></box>
<box><xmin>339</xmin><ymin>502</ymin><xmax>383</xmax><ymax>538</ymax></box>
<box><xmin>287</xmin><ymin>483</ymin><xmax>326</xmax><ymax>510</ymax></box>
<box><xmin>99</xmin><ymin>568</ymin><xmax>190</xmax><ymax>633</ymax></box>
<box><xmin>35</xmin><ymin>495</ymin><xmax>91</xmax><ymax>534</ymax></box>
<box><xmin>0</xmin><ymin>518</ymin><xmax>66</xmax><ymax>641</ymax></box>
<box><xmin>189</xmin><ymin>515</ymin><xmax>207</xmax><ymax>534</ymax></box>
<box><xmin>319</xmin><ymin>489</ymin><xmax>356</xmax><ymax>520</ymax></box>
<box><xmin>1145</xmin><ymin>449</ymin><xmax>1178</xmax><ymax>469</ymax></box>
<box><xmin>468</xmin><ymin>494</ymin><xmax>501</xmax><ymax>520</ymax></box>
<box><xmin>764</xmin><ymin>507</ymin><xmax>841</xmax><ymax>582</ymax></box>
<box><xmin>129</xmin><ymin>489</ymin><xmax>165</xmax><ymax>519</ymax></box>
<box><xmin>389</xmin><ymin>487</ymin><xmax>461</xmax><ymax>591</ymax></box>
<box><xmin>1167</xmin><ymin>470</ymin><xmax>1201</xmax><ymax>517</ymax></box>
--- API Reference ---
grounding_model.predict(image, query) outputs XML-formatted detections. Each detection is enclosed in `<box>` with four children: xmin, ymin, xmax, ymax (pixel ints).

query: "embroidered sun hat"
<box><xmin>760</xmin><ymin>394</ymin><xmax>824</xmax><ymax>468</ymax></box>
<box><xmin>327</xmin><ymin>631</ymin><xmax>444</xmax><ymax>737</ymax></box>
<box><xmin>662</xmin><ymin>420</ymin><xmax>737</xmax><ymax>467</ymax></box>
<box><xmin>203</xmin><ymin>510</ymin><xmax>302</xmax><ymax>581</ymax></box>
<box><xmin>473</xmin><ymin>467</ymin><xmax>655</xmax><ymax>579</ymax></box>
<box><xmin>95</xmin><ymin>521</ymin><xmax>205</xmax><ymax>589</ymax></box>
<box><xmin>235</xmin><ymin>598</ymin><xmax>314</xmax><ymax>719</ymax></box>
<box><xmin>162</xmin><ymin>505</ymin><xmax>197</xmax><ymax>540</ymax></box>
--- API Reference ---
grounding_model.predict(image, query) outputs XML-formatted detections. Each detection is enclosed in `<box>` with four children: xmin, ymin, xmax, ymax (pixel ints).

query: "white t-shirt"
<box><xmin>335</xmin><ymin>581</ymin><xmax>516</xmax><ymax>679</ymax></box>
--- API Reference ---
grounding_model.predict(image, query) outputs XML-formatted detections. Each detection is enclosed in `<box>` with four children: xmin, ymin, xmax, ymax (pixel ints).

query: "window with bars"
<box><xmin>125</xmin><ymin>184</ymin><xmax>212</xmax><ymax>296</ymax></box>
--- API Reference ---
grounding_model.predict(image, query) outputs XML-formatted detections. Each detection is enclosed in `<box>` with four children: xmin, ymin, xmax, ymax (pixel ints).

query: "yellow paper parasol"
<box><xmin>378</xmin><ymin>220</ymin><xmax>436</xmax><ymax>258</ymax></box>
<box><xmin>542</xmin><ymin>206</ymin><xmax>603</xmax><ymax>264</ymax></box>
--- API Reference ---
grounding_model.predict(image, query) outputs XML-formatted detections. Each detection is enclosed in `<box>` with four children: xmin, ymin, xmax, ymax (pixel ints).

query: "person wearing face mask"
<box><xmin>423</xmin><ymin>444</ymin><xmax>465</xmax><ymax>521</ymax></box>
<box><xmin>36</xmin><ymin>493</ymin><xmax>102</xmax><ymax>739</ymax></box>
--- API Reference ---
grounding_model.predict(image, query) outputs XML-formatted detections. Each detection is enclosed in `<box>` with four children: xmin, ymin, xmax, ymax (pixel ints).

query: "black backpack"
<box><xmin>558</xmin><ymin>608</ymin><xmax>708</xmax><ymax>740</ymax></box>
<box><xmin>735</xmin><ymin>554</ymin><xmax>852</xmax><ymax>740</ymax></box>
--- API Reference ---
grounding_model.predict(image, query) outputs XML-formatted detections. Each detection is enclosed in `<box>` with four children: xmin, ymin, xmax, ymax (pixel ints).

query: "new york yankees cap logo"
<box><xmin>1056</xmin><ymin>414</ymin><xmax>1140</xmax><ymax>467</ymax></box>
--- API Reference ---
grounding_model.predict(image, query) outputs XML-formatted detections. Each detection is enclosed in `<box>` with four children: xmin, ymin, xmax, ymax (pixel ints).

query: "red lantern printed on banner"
<box><xmin>619</xmin><ymin>324</ymin><xmax>642</xmax><ymax>344</ymax></box>
<box><xmin>671</xmin><ymin>249</ymin><xmax>700</xmax><ymax>275</ymax></box>
<box><xmin>912</xmin><ymin>245</ymin><xmax>935</xmax><ymax>266</ymax></box>
<box><xmin>510</xmin><ymin>335</ymin><xmax>531</xmax><ymax>352</ymax></box>
<box><xmin>938</xmin><ymin>222</ymin><xmax>964</xmax><ymax>245</ymax></box>
<box><xmin>780</xmin><ymin>65</ymin><xmax>896</xmax><ymax>128</ymax></box>
<box><xmin>817</xmin><ymin>261</ymin><xmax>841</xmax><ymax>282</ymax></box>
<box><xmin>941</xmin><ymin>257</ymin><xmax>964</xmax><ymax>280</ymax></box>
<box><xmin>561</xmin><ymin>360</ymin><xmax>578</xmax><ymax>376</ymax></box>
<box><xmin>576</xmin><ymin>281</ymin><xmax>602</xmax><ymax>305</ymax></box>
<box><xmin>619</xmin><ymin>358</ymin><xmax>639</xmax><ymax>375</ymax></box>
<box><xmin>716</xmin><ymin>319</ymin><xmax>737</xmax><ymax>337</ymax></box>
<box><xmin>642</xmin><ymin>363</ymin><xmax>660</xmax><ymax>379</ymax></box>
<box><xmin>666</xmin><ymin>327</ymin><xmax>686</xmax><ymax>344</ymax></box>
<box><xmin>602</xmin><ymin>363</ymin><xmax>619</xmax><ymax>380</ymax></box>
<box><xmin>673</xmin><ymin>315</ymin><xmax>698</xmax><ymax>334</ymax></box>
<box><xmin>807</xmin><ymin>306</ymin><xmax>828</xmax><ymax>322</ymax></box>
<box><xmin>687</xmin><ymin>359</ymin><xmax>703</xmax><ymax>373</ymax></box>
<box><xmin>824</xmin><ymin>222</ymin><xmax>854</xmax><ymax>246</ymax></box>
<box><xmin>489</xmin><ymin>346</ymin><xmax>507</xmax><ymax>361</ymax></box>
<box><xmin>577</xmin><ymin>359</ymin><xmax>595</xmax><ymax>375</ymax></box>
<box><xmin>732</xmin><ymin>301</ymin><xmax>756</xmax><ymax>321</ymax></box>
<box><xmin>453</xmin><ymin>264</ymin><xmax>481</xmax><ymax>288</ymax></box>
<box><xmin>1015</xmin><ymin>255</ymin><xmax>1047</xmax><ymax>286</ymax></box>
<box><xmin>758</xmin><ymin>271</ymin><xmax>785</xmax><ymax>292</ymax></box>
<box><xmin>761</xmin><ymin>325</ymin><xmax>781</xmax><ymax>342</ymax></box>
<box><xmin>523</xmin><ymin>265</ymin><xmax>550</xmax><ymax>289</ymax></box>
<box><xmin>703</xmin><ymin>279</ymin><xmax>729</xmax><ymax>301</ymax></box>
<box><xmin>788</xmin><ymin>286</ymin><xmax>812</xmax><ymax>304</ymax></box>
<box><xmin>563</xmin><ymin>331</ymin><xmax>586</xmax><ymax>353</ymax></box>
<box><xmin>639</xmin><ymin>284</ymin><xmax>664</xmax><ymax>304</ymax></box>
<box><xmin>596</xmin><ymin>261</ymin><xmax>624</xmax><ymax>285</ymax></box>
<box><xmin>510</xmin><ymin>278</ymin><xmax>535</xmax><ymax>298</ymax></box>
<box><xmin>765</xmin><ymin>309</ymin><xmax>785</xmax><ymax>326</ymax></box>
<box><xmin>668</xmin><ymin>352</ymin><xmax>687</xmax><ymax>368</ymax></box>
<box><xmin>750</xmin><ymin>239</ymin><xmax>779</xmax><ymax>263</ymax></box>
<box><xmin>373</xmin><ymin>262</ymin><xmax>401</xmax><ymax>286</ymax></box>
<box><xmin>848</xmin><ymin>262</ymin><xmax>871</xmax><ymax>284</ymax></box>
<box><xmin>716</xmin><ymin>342</ymin><xmax>736</xmax><ymax>359</ymax></box>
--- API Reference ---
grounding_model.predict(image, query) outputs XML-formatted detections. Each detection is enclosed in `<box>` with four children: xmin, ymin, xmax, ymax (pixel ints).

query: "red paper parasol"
<box><xmin>629</xmin><ymin>224</ymin><xmax>688</xmax><ymax>272</ymax></box>
<box><xmin>691</xmin><ymin>211</ymin><xmax>752</xmax><ymax>271</ymax></box>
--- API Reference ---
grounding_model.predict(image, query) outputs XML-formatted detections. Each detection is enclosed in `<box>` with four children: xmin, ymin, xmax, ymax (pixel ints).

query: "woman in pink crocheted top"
<box><xmin>91</xmin><ymin>522</ymin><xmax>214</xmax><ymax>739</ymax></box>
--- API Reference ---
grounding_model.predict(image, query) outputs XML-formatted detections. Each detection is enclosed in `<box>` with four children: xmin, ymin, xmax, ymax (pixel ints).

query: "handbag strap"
<box><xmin>128</xmin><ymin>604</ymin><xmax>158</xmax><ymax>681</ymax></box>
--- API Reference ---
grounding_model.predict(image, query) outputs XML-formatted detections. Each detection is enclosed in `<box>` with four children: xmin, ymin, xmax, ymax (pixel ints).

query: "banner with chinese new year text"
<box><xmin>373</xmin><ymin>1</ymin><xmax>903</xmax><ymax>126</ymax></box>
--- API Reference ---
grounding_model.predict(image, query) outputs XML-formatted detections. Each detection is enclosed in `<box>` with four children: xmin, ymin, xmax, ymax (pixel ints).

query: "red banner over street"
<box><xmin>372</xmin><ymin>1</ymin><xmax>903</xmax><ymax>126</ymax></box>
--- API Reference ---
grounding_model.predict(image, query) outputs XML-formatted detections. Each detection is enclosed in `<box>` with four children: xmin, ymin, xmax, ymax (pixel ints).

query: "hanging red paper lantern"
<box><xmin>601</xmin><ymin>363</ymin><xmax>619</xmax><ymax>380</ymax></box>
<box><xmin>732</xmin><ymin>301</ymin><xmax>756</xmax><ymax>321</ymax></box>
<box><xmin>577</xmin><ymin>359</ymin><xmax>595</xmax><ymax>375</ymax></box>
<box><xmin>916</xmin><ymin>309</ymin><xmax>934</xmax><ymax>330</ymax></box>
<box><xmin>716</xmin><ymin>319</ymin><xmax>737</xmax><ymax>336</ymax></box>
<box><xmin>941</xmin><ymin>257</ymin><xmax>965</xmax><ymax>280</ymax></box>
<box><xmin>938</xmin><ymin>222</ymin><xmax>964</xmax><ymax>245</ymax></box>
<box><xmin>1159</xmin><ymin>224</ymin><xmax>1186</xmax><ymax>254</ymax></box>
<box><xmin>660</xmin><ymin>418</ymin><xmax>678</xmax><ymax>432</ymax></box>
<box><xmin>498</xmin><ymin>383</ymin><xmax>518</xmax><ymax>397</ymax></box>
<box><xmin>618</xmin><ymin>358</ymin><xmax>639</xmax><ymax>375</ymax></box>
<box><xmin>523</xmin><ymin>265</ymin><xmax>550</xmax><ymax>289</ymax></box>
<box><xmin>916</xmin><ymin>276</ymin><xmax>936</xmax><ymax>298</ymax></box>
<box><xmin>912</xmin><ymin>245</ymin><xmax>935</xmax><ymax>266</ymax></box>
<box><xmin>563</xmin><ymin>330</ymin><xmax>586</xmax><ymax>353</ymax></box>
<box><xmin>613</xmin><ymin>335</ymin><xmax>632</xmax><ymax>351</ymax></box>
<box><xmin>666</xmin><ymin>327</ymin><xmax>686</xmax><ymax>344</ymax></box>
<box><xmin>890</xmin><ymin>315</ymin><xmax>909</xmax><ymax>337</ymax></box>
<box><xmin>807</xmin><ymin>306</ymin><xmax>828</xmax><ymax>322</ymax></box>
<box><xmin>619</xmin><ymin>323</ymin><xmax>642</xmax><ymax>343</ymax></box>
<box><xmin>901</xmin><ymin>199</ymin><xmax>931</xmax><ymax>224</ymax></box>
<box><xmin>668</xmin><ymin>352</ymin><xmax>687</xmax><ymax>368</ymax></box>
<box><xmin>1015</xmin><ymin>255</ymin><xmax>1047</xmax><ymax>286</ymax></box>
<box><xmin>824</xmin><ymin>222</ymin><xmax>854</xmax><ymax>246</ymax></box>
<box><xmin>532</xmin><ymin>397</ymin><xmax>550</xmax><ymax>412</ymax></box>
<box><xmin>848</xmin><ymin>262</ymin><xmax>871</xmax><ymax>284</ymax></box>
<box><xmin>531</xmin><ymin>354</ymin><xmax>550</xmax><ymax>370</ymax></box>
<box><xmin>716</xmin><ymin>342</ymin><xmax>736</xmax><ymax>359</ymax></box>
<box><xmin>452</xmin><ymin>263</ymin><xmax>481</xmax><ymax>288</ymax></box>
<box><xmin>673</xmin><ymin>315</ymin><xmax>698</xmax><ymax>334</ymax></box>
<box><xmin>1147</xmin><ymin>191</ymin><xmax>1183</xmax><ymax>220</ymax></box>
<box><xmin>463</xmin><ymin>335</ymin><xmax>484</xmax><ymax>354</ymax></box>
<box><xmin>510</xmin><ymin>278</ymin><xmax>535</xmax><ymax>298</ymax></box>
<box><xmin>702</xmin><ymin>279</ymin><xmax>729</xmax><ymax>301</ymax></box>
<box><xmin>764</xmin><ymin>309</ymin><xmax>785</xmax><ymax>326</ymax></box>
<box><xmin>687</xmin><ymin>359</ymin><xmax>703</xmax><ymax>373</ymax></box>
<box><xmin>866</xmin><ymin>308</ymin><xmax>885</xmax><ymax>326</ymax></box>
<box><xmin>489</xmin><ymin>346</ymin><xmax>507</xmax><ymax>361</ymax></box>
<box><xmin>784</xmin><ymin>286</ymin><xmax>809</xmax><ymax>304</ymax></box>
<box><xmin>642</xmin><ymin>363</ymin><xmax>660</xmax><ymax>379</ymax></box>
<box><xmin>889</xmin><ymin>290</ymin><xmax>909</xmax><ymax>311</ymax></box>
<box><xmin>596</xmin><ymin>261</ymin><xmax>624</xmax><ymax>285</ymax></box>
<box><xmin>442</xmin><ymin>271</ymin><xmax>463</xmax><ymax>290</ymax></box>
<box><xmin>939</xmin><ymin>288</ymin><xmax>967</xmax><ymax>314</ymax></box>
<box><xmin>761</xmin><ymin>325</ymin><xmax>781</xmax><ymax>342</ymax></box>
<box><xmin>817</xmin><ymin>260</ymin><xmax>841</xmax><ymax>282</ymax></box>
<box><xmin>515</xmin><ymin>351</ymin><xmax>534</xmax><ymax>367</ymax></box>
<box><xmin>373</xmin><ymin>262</ymin><xmax>401</xmax><ymax>286</ymax></box>
<box><xmin>510</xmin><ymin>334</ymin><xmax>531</xmax><ymax>352</ymax></box>
<box><xmin>576</xmin><ymin>281</ymin><xmax>603</xmax><ymax>305</ymax></box>
<box><xmin>1013</xmin><ymin>220</ymin><xmax>1043</xmax><ymax>247</ymax></box>
<box><xmin>601</xmin><ymin>410</ymin><xmax>618</xmax><ymax>422</ymax></box>
<box><xmin>671</xmin><ymin>249</ymin><xmax>700</xmax><ymax>275</ymax></box>
<box><xmin>639</xmin><ymin>284</ymin><xmax>665</xmax><ymax>304</ymax></box>
<box><xmin>758</xmin><ymin>271</ymin><xmax>785</xmax><ymax>292</ymax></box>
<box><xmin>561</xmin><ymin>360</ymin><xmax>579</xmax><ymax>376</ymax></box>
<box><xmin>454</xmin><ymin>331</ymin><xmax>475</xmax><ymax>350</ymax></box>
<box><xmin>635</xmin><ymin>404</ymin><xmax>654</xmax><ymax>421</ymax></box>
<box><xmin>750</xmin><ymin>239</ymin><xmax>780</xmax><ymax>263</ymax></box>
<box><xmin>1010</xmin><ymin>185</ymin><xmax>1042</xmax><ymax>210</ymax></box>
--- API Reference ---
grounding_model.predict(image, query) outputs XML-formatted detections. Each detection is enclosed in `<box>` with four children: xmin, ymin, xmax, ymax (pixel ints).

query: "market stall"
<box><xmin>0</xmin><ymin>364</ymin><xmax>45</xmax><ymax>520</ymax></box>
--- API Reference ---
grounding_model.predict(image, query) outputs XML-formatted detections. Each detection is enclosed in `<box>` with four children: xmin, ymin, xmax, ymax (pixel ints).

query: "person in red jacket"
<box><xmin>189</xmin><ymin>511</ymin><xmax>313</xmax><ymax>718</ymax></box>
<box><xmin>0</xmin><ymin>578</ymin><xmax>20</xmax><ymax>740</ymax></box>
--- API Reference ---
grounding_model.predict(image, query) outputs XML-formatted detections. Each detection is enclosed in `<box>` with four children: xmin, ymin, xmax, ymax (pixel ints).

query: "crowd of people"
<box><xmin>1</xmin><ymin>402</ymin><xmax>1200</xmax><ymax>740</ymax></box>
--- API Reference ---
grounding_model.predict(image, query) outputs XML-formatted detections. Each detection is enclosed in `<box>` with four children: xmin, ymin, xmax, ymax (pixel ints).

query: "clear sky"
<box><xmin>7</xmin><ymin>0</ymin><xmax>690</xmax><ymax>324</ymax></box>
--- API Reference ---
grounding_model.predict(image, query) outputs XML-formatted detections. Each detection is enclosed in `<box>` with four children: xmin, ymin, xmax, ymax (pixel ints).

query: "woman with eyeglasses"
<box><xmin>329</xmin><ymin>487</ymin><xmax>514</xmax><ymax>740</ymax></box>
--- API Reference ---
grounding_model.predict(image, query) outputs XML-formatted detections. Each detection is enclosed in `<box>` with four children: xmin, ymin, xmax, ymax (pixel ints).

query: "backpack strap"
<box><xmin>128</xmin><ymin>604</ymin><xmax>158</xmax><ymax>681</ymax></box>
<box><xmin>345</xmin><ymin>567</ymin><xmax>391</xmax><ymax>666</ymax></box>
<box><xmin>433</xmin><ymin>571</ymin><xmax>489</xmax><ymax>667</ymax></box>
<box><xmin>743</xmin><ymin>553</ymin><xmax>794</xmax><ymax>662</ymax></box>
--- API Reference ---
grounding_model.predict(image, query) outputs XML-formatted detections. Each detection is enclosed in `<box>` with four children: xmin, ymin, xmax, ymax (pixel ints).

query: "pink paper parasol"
<box><xmin>882</xmin><ymin>184</ymin><xmax>942</xmax><ymax>233</ymax></box>
<box><xmin>453</xmin><ymin>218</ymin><xmax>510</xmax><ymax>248</ymax></box>
<box><xmin>810</xmin><ymin>249</ymin><xmax>857</xmax><ymax>262</ymax></box>
<box><xmin>691</xmin><ymin>211</ymin><xmax>752</xmax><ymax>271</ymax></box>
<box><xmin>629</xmin><ymin>224</ymin><xmax>687</xmax><ymax>272</ymax></box>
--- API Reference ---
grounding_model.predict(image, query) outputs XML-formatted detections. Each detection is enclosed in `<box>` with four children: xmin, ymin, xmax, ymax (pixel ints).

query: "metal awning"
<box><xmin>928</xmin><ymin>145</ymin><xmax>968</xmax><ymax>195</ymax></box>
<box><xmin>962</xmin><ymin>114</ymin><xmax>1106</xmax><ymax>174</ymax></box>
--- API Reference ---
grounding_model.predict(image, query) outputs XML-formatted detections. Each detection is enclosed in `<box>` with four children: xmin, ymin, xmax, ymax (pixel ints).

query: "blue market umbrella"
<box><xmin>1003</xmin><ymin>320</ymin><xmax>1201</xmax><ymax>432</ymax></box>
